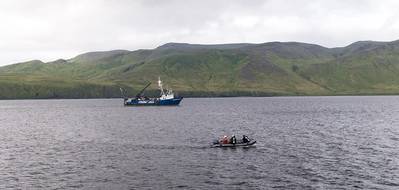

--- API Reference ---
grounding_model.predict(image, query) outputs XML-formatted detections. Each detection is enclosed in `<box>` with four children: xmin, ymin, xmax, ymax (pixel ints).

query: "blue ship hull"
<box><xmin>124</xmin><ymin>97</ymin><xmax>183</xmax><ymax>106</ymax></box>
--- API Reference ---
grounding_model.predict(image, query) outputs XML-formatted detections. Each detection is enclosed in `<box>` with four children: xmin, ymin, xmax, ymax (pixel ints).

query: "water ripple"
<box><xmin>0</xmin><ymin>97</ymin><xmax>398</xmax><ymax>189</ymax></box>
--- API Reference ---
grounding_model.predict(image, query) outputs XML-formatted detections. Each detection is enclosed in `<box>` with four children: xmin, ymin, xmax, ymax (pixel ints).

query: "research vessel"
<box><xmin>120</xmin><ymin>77</ymin><xmax>183</xmax><ymax>106</ymax></box>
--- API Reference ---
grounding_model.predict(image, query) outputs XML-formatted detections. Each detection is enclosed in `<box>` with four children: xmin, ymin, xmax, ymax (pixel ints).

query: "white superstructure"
<box><xmin>158</xmin><ymin>77</ymin><xmax>175</xmax><ymax>100</ymax></box>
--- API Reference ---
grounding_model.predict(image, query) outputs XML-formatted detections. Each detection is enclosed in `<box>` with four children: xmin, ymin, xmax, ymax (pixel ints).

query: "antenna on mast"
<box><xmin>158</xmin><ymin>76</ymin><xmax>165</xmax><ymax>96</ymax></box>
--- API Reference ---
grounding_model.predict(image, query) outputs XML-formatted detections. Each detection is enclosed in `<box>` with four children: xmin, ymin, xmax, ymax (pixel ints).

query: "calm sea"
<box><xmin>0</xmin><ymin>97</ymin><xmax>398</xmax><ymax>189</ymax></box>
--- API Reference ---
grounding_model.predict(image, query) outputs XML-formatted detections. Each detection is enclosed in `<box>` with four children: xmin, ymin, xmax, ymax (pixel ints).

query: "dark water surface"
<box><xmin>0</xmin><ymin>97</ymin><xmax>398</xmax><ymax>189</ymax></box>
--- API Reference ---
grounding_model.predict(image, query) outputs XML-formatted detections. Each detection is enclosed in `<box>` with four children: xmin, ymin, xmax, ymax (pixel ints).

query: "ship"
<box><xmin>120</xmin><ymin>77</ymin><xmax>183</xmax><ymax>106</ymax></box>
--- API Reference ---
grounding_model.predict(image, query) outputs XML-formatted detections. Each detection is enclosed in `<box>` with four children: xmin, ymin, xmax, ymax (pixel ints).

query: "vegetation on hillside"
<box><xmin>1</xmin><ymin>40</ymin><xmax>399</xmax><ymax>99</ymax></box>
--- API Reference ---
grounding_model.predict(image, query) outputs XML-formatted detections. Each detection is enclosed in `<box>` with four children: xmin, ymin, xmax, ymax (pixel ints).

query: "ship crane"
<box><xmin>135</xmin><ymin>82</ymin><xmax>152</xmax><ymax>99</ymax></box>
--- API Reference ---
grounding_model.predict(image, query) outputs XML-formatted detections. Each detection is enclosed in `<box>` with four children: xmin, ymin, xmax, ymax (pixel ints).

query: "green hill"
<box><xmin>2</xmin><ymin>40</ymin><xmax>399</xmax><ymax>99</ymax></box>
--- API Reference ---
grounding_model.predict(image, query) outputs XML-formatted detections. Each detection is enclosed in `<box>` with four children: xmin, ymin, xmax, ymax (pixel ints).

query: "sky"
<box><xmin>1</xmin><ymin>0</ymin><xmax>399</xmax><ymax>65</ymax></box>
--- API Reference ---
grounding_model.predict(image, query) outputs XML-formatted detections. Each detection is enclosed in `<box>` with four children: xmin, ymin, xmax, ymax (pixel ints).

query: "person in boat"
<box><xmin>221</xmin><ymin>135</ymin><xmax>229</xmax><ymax>144</ymax></box>
<box><xmin>242</xmin><ymin>135</ymin><xmax>250</xmax><ymax>143</ymax></box>
<box><xmin>230</xmin><ymin>135</ymin><xmax>236</xmax><ymax>144</ymax></box>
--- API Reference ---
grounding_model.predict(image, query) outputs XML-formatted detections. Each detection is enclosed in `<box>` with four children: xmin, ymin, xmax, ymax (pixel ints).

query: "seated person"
<box><xmin>221</xmin><ymin>135</ymin><xmax>229</xmax><ymax>144</ymax></box>
<box><xmin>230</xmin><ymin>135</ymin><xmax>236</xmax><ymax>144</ymax></box>
<box><xmin>242</xmin><ymin>135</ymin><xmax>250</xmax><ymax>143</ymax></box>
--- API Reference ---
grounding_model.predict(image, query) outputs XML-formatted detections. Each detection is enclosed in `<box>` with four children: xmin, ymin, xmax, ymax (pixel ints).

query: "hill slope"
<box><xmin>1</xmin><ymin>40</ymin><xmax>399</xmax><ymax>99</ymax></box>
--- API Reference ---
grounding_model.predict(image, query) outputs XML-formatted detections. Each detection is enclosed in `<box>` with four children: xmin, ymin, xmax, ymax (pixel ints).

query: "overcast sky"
<box><xmin>1</xmin><ymin>0</ymin><xmax>399</xmax><ymax>65</ymax></box>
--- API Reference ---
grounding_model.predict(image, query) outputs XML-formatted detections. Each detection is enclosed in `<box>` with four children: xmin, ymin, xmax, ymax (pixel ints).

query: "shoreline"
<box><xmin>1</xmin><ymin>93</ymin><xmax>399</xmax><ymax>101</ymax></box>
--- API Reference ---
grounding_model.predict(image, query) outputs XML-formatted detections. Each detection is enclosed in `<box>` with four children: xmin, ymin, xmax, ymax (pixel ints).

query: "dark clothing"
<box><xmin>230</xmin><ymin>136</ymin><xmax>236</xmax><ymax>144</ymax></box>
<box><xmin>242</xmin><ymin>135</ymin><xmax>249</xmax><ymax>143</ymax></box>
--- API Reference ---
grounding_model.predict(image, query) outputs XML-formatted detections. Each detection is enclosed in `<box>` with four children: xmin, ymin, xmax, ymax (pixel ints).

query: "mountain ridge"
<box><xmin>1</xmin><ymin>40</ymin><xmax>399</xmax><ymax>99</ymax></box>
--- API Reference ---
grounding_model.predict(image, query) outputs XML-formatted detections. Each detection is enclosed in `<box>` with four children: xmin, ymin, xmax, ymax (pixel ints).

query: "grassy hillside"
<box><xmin>1</xmin><ymin>40</ymin><xmax>399</xmax><ymax>99</ymax></box>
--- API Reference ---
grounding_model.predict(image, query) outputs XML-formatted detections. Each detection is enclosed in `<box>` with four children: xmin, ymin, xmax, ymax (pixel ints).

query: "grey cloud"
<box><xmin>0</xmin><ymin>0</ymin><xmax>399</xmax><ymax>65</ymax></box>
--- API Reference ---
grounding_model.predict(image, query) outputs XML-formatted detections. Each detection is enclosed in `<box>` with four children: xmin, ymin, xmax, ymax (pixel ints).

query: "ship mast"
<box><xmin>158</xmin><ymin>77</ymin><xmax>165</xmax><ymax>96</ymax></box>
